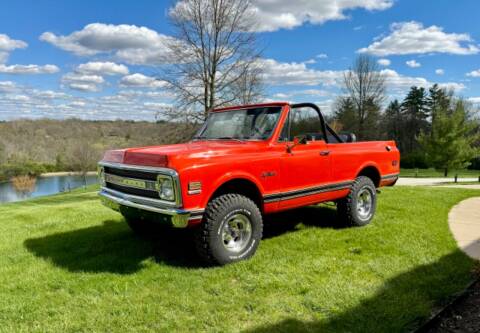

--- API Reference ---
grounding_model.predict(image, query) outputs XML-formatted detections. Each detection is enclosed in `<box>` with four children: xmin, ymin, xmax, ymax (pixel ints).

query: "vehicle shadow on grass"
<box><xmin>263</xmin><ymin>204</ymin><xmax>345</xmax><ymax>239</ymax></box>
<box><xmin>245</xmin><ymin>248</ymin><xmax>478</xmax><ymax>333</ymax></box>
<box><xmin>23</xmin><ymin>205</ymin><xmax>343</xmax><ymax>273</ymax></box>
<box><xmin>24</xmin><ymin>219</ymin><xmax>204</xmax><ymax>273</ymax></box>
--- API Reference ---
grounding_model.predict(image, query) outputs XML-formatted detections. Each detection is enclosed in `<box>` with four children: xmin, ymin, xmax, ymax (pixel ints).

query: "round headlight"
<box><xmin>158</xmin><ymin>177</ymin><xmax>175</xmax><ymax>201</ymax></box>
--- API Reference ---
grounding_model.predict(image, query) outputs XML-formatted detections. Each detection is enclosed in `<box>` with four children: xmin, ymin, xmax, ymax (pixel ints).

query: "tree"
<box><xmin>343</xmin><ymin>55</ymin><xmax>386</xmax><ymax>140</ymax></box>
<box><xmin>426</xmin><ymin>84</ymin><xmax>451</xmax><ymax>137</ymax></box>
<box><xmin>66</xmin><ymin>141</ymin><xmax>101</xmax><ymax>186</ymax></box>
<box><xmin>419</xmin><ymin>99</ymin><xmax>480</xmax><ymax>176</ymax></box>
<box><xmin>401</xmin><ymin>86</ymin><xmax>428</xmax><ymax>153</ymax></box>
<box><xmin>0</xmin><ymin>142</ymin><xmax>5</xmax><ymax>165</ymax></box>
<box><xmin>333</xmin><ymin>97</ymin><xmax>357</xmax><ymax>133</ymax></box>
<box><xmin>162</xmin><ymin>0</ymin><xmax>263</xmax><ymax>121</ymax></box>
<box><xmin>382</xmin><ymin>99</ymin><xmax>403</xmax><ymax>148</ymax></box>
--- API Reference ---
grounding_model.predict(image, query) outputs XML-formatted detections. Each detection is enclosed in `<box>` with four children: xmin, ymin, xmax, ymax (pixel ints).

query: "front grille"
<box><xmin>100</xmin><ymin>163</ymin><xmax>180</xmax><ymax>206</ymax></box>
<box><xmin>106</xmin><ymin>182</ymin><xmax>160</xmax><ymax>199</ymax></box>
<box><xmin>104</xmin><ymin>166</ymin><xmax>158</xmax><ymax>181</ymax></box>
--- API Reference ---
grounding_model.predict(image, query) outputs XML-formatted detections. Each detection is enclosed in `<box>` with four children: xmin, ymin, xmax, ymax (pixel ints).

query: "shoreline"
<box><xmin>39</xmin><ymin>171</ymin><xmax>97</xmax><ymax>177</ymax></box>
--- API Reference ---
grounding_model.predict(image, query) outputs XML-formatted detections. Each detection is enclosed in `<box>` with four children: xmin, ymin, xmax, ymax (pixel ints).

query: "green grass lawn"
<box><xmin>400</xmin><ymin>168</ymin><xmax>480</xmax><ymax>178</ymax></box>
<box><xmin>0</xmin><ymin>186</ymin><xmax>478</xmax><ymax>332</ymax></box>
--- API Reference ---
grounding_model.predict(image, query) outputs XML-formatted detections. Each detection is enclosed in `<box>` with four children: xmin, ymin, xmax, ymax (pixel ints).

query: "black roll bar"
<box><xmin>290</xmin><ymin>103</ymin><xmax>344</xmax><ymax>143</ymax></box>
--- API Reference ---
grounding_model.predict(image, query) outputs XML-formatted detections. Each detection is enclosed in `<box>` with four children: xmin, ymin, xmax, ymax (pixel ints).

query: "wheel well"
<box><xmin>210</xmin><ymin>179</ymin><xmax>263</xmax><ymax>211</ymax></box>
<box><xmin>357</xmin><ymin>166</ymin><xmax>381</xmax><ymax>187</ymax></box>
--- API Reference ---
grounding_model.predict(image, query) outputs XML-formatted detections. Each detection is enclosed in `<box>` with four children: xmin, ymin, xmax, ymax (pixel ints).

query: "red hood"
<box><xmin>102</xmin><ymin>140</ymin><xmax>266</xmax><ymax>168</ymax></box>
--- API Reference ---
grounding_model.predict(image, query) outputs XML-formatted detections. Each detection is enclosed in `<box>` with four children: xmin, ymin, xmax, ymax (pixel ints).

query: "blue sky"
<box><xmin>0</xmin><ymin>0</ymin><xmax>479</xmax><ymax>120</ymax></box>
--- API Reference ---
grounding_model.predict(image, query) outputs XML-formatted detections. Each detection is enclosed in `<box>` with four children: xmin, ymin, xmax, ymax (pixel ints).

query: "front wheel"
<box><xmin>337</xmin><ymin>176</ymin><xmax>377</xmax><ymax>227</ymax></box>
<box><xmin>194</xmin><ymin>194</ymin><xmax>263</xmax><ymax>265</ymax></box>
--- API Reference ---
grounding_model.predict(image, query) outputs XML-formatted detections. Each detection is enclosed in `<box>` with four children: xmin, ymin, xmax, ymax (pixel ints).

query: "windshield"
<box><xmin>194</xmin><ymin>107</ymin><xmax>282</xmax><ymax>141</ymax></box>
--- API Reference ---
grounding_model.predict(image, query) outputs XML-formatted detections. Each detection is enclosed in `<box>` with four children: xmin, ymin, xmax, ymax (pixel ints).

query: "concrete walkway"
<box><xmin>397</xmin><ymin>177</ymin><xmax>479</xmax><ymax>186</ymax></box>
<box><xmin>440</xmin><ymin>184</ymin><xmax>480</xmax><ymax>190</ymax></box>
<box><xmin>448</xmin><ymin>197</ymin><xmax>480</xmax><ymax>260</ymax></box>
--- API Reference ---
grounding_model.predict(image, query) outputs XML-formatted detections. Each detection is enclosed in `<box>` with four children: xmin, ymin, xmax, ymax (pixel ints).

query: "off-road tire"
<box><xmin>194</xmin><ymin>194</ymin><xmax>263</xmax><ymax>266</ymax></box>
<box><xmin>337</xmin><ymin>176</ymin><xmax>377</xmax><ymax>227</ymax></box>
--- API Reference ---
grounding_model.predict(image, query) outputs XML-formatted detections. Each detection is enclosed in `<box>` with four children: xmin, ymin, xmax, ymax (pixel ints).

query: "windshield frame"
<box><xmin>193</xmin><ymin>106</ymin><xmax>284</xmax><ymax>142</ymax></box>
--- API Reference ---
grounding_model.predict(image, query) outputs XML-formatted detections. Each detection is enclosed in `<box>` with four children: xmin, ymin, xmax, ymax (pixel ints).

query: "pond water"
<box><xmin>0</xmin><ymin>174</ymin><xmax>98</xmax><ymax>204</ymax></box>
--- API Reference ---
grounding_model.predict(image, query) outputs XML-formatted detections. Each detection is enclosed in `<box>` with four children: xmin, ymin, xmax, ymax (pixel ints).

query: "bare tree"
<box><xmin>343</xmin><ymin>55</ymin><xmax>386</xmax><ymax>139</ymax></box>
<box><xmin>162</xmin><ymin>0</ymin><xmax>263</xmax><ymax>121</ymax></box>
<box><xmin>66</xmin><ymin>141</ymin><xmax>101</xmax><ymax>186</ymax></box>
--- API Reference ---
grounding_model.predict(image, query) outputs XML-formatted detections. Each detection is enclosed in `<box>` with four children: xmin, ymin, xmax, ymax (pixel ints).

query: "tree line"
<box><xmin>332</xmin><ymin>56</ymin><xmax>480</xmax><ymax>175</ymax></box>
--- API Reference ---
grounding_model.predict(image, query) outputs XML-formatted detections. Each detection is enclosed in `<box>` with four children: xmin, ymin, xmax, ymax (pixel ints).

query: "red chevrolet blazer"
<box><xmin>98</xmin><ymin>102</ymin><xmax>400</xmax><ymax>265</ymax></box>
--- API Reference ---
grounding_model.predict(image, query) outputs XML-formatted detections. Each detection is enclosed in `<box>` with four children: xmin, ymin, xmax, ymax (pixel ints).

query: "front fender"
<box><xmin>200</xmin><ymin>171</ymin><xmax>265</xmax><ymax>208</ymax></box>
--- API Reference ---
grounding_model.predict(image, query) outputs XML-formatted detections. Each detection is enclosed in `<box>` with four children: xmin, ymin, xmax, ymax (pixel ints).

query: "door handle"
<box><xmin>319</xmin><ymin>150</ymin><xmax>330</xmax><ymax>156</ymax></box>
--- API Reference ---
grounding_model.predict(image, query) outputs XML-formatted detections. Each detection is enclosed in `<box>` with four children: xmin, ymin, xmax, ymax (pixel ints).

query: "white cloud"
<box><xmin>435</xmin><ymin>69</ymin><xmax>444</xmax><ymax>75</ymax></box>
<box><xmin>0</xmin><ymin>34</ymin><xmax>27</xmax><ymax>50</ymax></box>
<box><xmin>406</xmin><ymin>60</ymin><xmax>421</xmax><ymax>68</ymax></box>
<box><xmin>0</xmin><ymin>64</ymin><xmax>59</xmax><ymax>74</ymax></box>
<box><xmin>358</xmin><ymin>21</ymin><xmax>479</xmax><ymax>56</ymax></box>
<box><xmin>0</xmin><ymin>34</ymin><xmax>27</xmax><ymax>63</ymax></box>
<box><xmin>32</xmin><ymin>90</ymin><xmax>70</xmax><ymax>99</ymax></box>
<box><xmin>377</xmin><ymin>58</ymin><xmax>390</xmax><ymax>66</ymax></box>
<box><xmin>272</xmin><ymin>89</ymin><xmax>330</xmax><ymax>100</ymax></box>
<box><xmin>438</xmin><ymin>82</ymin><xmax>466</xmax><ymax>92</ymax></box>
<box><xmin>259</xmin><ymin>58</ymin><xmax>344</xmax><ymax>86</ymax></box>
<box><xmin>143</xmin><ymin>102</ymin><xmax>172</xmax><ymax>111</ymax></box>
<box><xmin>316</xmin><ymin>53</ymin><xmax>328</xmax><ymax>59</ymax></box>
<box><xmin>119</xmin><ymin>73</ymin><xmax>166</xmax><ymax>89</ymax></box>
<box><xmin>76</xmin><ymin>61</ymin><xmax>129</xmax><ymax>76</ymax></box>
<box><xmin>272</xmin><ymin>93</ymin><xmax>289</xmax><ymax>99</ymax></box>
<box><xmin>0</xmin><ymin>52</ymin><xmax>8</xmax><ymax>64</ymax></box>
<box><xmin>381</xmin><ymin>69</ymin><xmax>428</xmax><ymax>91</ymax></box>
<box><xmin>246</xmin><ymin>0</ymin><xmax>393</xmax><ymax>32</ymax></box>
<box><xmin>61</xmin><ymin>72</ymin><xmax>105</xmax><ymax>92</ymax></box>
<box><xmin>40</xmin><ymin>23</ymin><xmax>174</xmax><ymax>65</ymax></box>
<box><xmin>380</xmin><ymin>69</ymin><xmax>465</xmax><ymax>93</ymax></box>
<box><xmin>468</xmin><ymin>97</ymin><xmax>480</xmax><ymax>104</ymax></box>
<box><xmin>5</xmin><ymin>94</ymin><xmax>30</xmax><ymax>102</ymax></box>
<box><xmin>303</xmin><ymin>59</ymin><xmax>316</xmax><ymax>64</ymax></box>
<box><xmin>0</xmin><ymin>81</ymin><xmax>17</xmax><ymax>92</ymax></box>
<box><xmin>69</xmin><ymin>100</ymin><xmax>87</xmax><ymax>107</ymax></box>
<box><xmin>0</xmin><ymin>81</ymin><xmax>176</xmax><ymax>120</ymax></box>
<box><xmin>466</xmin><ymin>69</ymin><xmax>480</xmax><ymax>77</ymax></box>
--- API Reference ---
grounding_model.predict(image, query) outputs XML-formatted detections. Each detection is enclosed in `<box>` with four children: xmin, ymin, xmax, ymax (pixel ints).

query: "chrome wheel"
<box><xmin>357</xmin><ymin>187</ymin><xmax>373</xmax><ymax>221</ymax></box>
<box><xmin>221</xmin><ymin>213</ymin><xmax>252</xmax><ymax>253</ymax></box>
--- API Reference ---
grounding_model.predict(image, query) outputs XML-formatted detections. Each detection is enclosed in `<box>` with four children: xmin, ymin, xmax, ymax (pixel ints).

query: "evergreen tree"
<box><xmin>363</xmin><ymin>97</ymin><xmax>382</xmax><ymax>140</ymax></box>
<box><xmin>427</xmin><ymin>84</ymin><xmax>451</xmax><ymax>137</ymax></box>
<box><xmin>401</xmin><ymin>86</ymin><xmax>429</xmax><ymax>153</ymax></box>
<box><xmin>419</xmin><ymin>99</ymin><xmax>480</xmax><ymax>176</ymax></box>
<box><xmin>382</xmin><ymin>100</ymin><xmax>403</xmax><ymax>149</ymax></box>
<box><xmin>334</xmin><ymin>97</ymin><xmax>357</xmax><ymax>134</ymax></box>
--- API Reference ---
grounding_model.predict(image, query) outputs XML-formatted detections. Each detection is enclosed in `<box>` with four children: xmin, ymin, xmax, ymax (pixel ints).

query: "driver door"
<box><xmin>278</xmin><ymin>105</ymin><xmax>332</xmax><ymax>209</ymax></box>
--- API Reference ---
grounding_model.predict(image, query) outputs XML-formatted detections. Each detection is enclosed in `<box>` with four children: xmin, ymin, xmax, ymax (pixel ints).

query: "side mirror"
<box><xmin>339</xmin><ymin>133</ymin><xmax>357</xmax><ymax>143</ymax></box>
<box><xmin>286</xmin><ymin>135</ymin><xmax>306</xmax><ymax>153</ymax></box>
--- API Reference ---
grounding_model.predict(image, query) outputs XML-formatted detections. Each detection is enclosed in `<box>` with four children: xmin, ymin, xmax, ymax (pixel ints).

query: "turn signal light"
<box><xmin>188</xmin><ymin>181</ymin><xmax>202</xmax><ymax>194</ymax></box>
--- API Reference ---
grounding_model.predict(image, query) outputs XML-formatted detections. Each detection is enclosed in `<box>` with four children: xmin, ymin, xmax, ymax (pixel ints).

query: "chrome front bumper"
<box><xmin>99</xmin><ymin>187</ymin><xmax>202</xmax><ymax>228</ymax></box>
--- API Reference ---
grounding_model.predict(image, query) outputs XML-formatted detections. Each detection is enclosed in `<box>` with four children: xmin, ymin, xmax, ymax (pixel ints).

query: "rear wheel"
<box><xmin>337</xmin><ymin>176</ymin><xmax>377</xmax><ymax>227</ymax></box>
<box><xmin>194</xmin><ymin>194</ymin><xmax>263</xmax><ymax>265</ymax></box>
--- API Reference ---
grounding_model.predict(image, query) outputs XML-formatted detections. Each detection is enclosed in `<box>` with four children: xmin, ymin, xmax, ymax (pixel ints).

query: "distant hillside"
<box><xmin>0</xmin><ymin>119</ymin><xmax>197</xmax><ymax>179</ymax></box>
